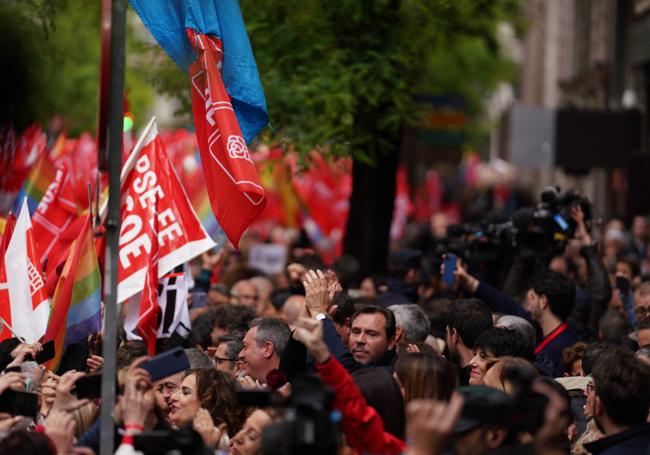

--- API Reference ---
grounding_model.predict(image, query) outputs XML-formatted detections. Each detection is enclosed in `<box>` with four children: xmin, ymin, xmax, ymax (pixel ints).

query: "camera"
<box><xmin>237</xmin><ymin>376</ymin><xmax>341</xmax><ymax>455</ymax></box>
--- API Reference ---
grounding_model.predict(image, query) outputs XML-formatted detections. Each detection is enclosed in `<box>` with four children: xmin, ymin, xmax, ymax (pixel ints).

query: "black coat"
<box><xmin>584</xmin><ymin>425</ymin><xmax>650</xmax><ymax>455</ymax></box>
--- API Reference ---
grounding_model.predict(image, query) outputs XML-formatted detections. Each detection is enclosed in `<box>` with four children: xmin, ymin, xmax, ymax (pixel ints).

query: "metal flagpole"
<box><xmin>99</xmin><ymin>0</ymin><xmax>126</xmax><ymax>453</ymax></box>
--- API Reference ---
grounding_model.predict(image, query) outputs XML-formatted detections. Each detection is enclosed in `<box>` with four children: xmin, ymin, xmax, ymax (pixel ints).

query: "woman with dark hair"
<box><xmin>352</xmin><ymin>367</ymin><xmax>405</xmax><ymax>439</ymax></box>
<box><xmin>394</xmin><ymin>352</ymin><xmax>457</xmax><ymax>404</ymax></box>
<box><xmin>169</xmin><ymin>368</ymin><xmax>246</xmax><ymax>448</ymax></box>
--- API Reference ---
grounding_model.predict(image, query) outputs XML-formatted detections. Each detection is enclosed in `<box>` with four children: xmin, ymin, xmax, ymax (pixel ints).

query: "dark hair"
<box><xmin>598</xmin><ymin>309</ymin><xmax>631</xmax><ymax>345</ymax></box>
<box><xmin>330</xmin><ymin>293</ymin><xmax>356</xmax><ymax>326</ymax></box>
<box><xmin>592</xmin><ymin>348</ymin><xmax>650</xmax><ymax>426</ymax></box>
<box><xmin>250</xmin><ymin>317</ymin><xmax>291</xmax><ymax>356</ymax></box>
<box><xmin>116</xmin><ymin>340</ymin><xmax>148</xmax><ymax>369</ymax></box>
<box><xmin>0</xmin><ymin>430</ymin><xmax>55</xmax><ymax>454</ymax></box>
<box><xmin>269</xmin><ymin>289</ymin><xmax>292</xmax><ymax>310</ymax></box>
<box><xmin>446</xmin><ymin>298</ymin><xmax>493</xmax><ymax>349</ymax></box>
<box><xmin>582</xmin><ymin>341</ymin><xmax>617</xmax><ymax>375</ymax></box>
<box><xmin>190</xmin><ymin>310</ymin><xmax>217</xmax><ymax>349</ymax></box>
<box><xmin>183</xmin><ymin>368</ymin><xmax>246</xmax><ymax>436</ymax></box>
<box><xmin>532</xmin><ymin>271</ymin><xmax>576</xmax><ymax>321</ymax></box>
<box><xmin>616</xmin><ymin>257</ymin><xmax>640</xmax><ymax>278</ymax></box>
<box><xmin>475</xmin><ymin>328</ymin><xmax>535</xmax><ymax>362</ymax></box>
<box><xmin>395</xmin><ymin>352</ymin><xmax>457</xmax><ymax>403</ymax></box>
<box><xmin>215</xmin><ymin>304</ymin><xmax>255</xmax><ymax>333</ymax></box>
<box><xmin>217</xmin><ymin>334</ymin><xmax>244</xmax><ymax>360</ymax></box>
<box><xmin>351</xmin><ymin>306</ymin><xmax>397</xmax><ymax>340</ymax></box>
<box><xmin>352</xmin><ymin>367</ymin><xmax>405</xmax><ymax>439</ymax></box>
<box><xmin>562</xmin><ymin>342</ymin><xmax>587</xmax><ymax>375</ymax></box>
<box><xmin>332</xmin><ymin>255</ymin><xmax>362</xmax><ymax>290</ymax></box>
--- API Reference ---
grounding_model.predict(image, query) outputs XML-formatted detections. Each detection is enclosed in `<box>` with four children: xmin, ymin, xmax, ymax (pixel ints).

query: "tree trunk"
<box><xmin>343</xmin><ymin>136</ymin><xmax>400</xmax><ymax>275</ymax></box>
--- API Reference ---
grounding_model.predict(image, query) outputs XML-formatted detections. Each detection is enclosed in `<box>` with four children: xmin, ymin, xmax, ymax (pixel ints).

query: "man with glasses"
<box><xmin>634</xmin><ymin>282</ymin><xmax>650</xmax><ymax>323</ymax></box>
<box><xmin>154</xmin><ymin>373</ymin><xmax>183</xmax><ymax>414</ymax></box>
<box><xmin>583</xmin><ymin>347</ymin><xmax>650</xmax><ymax>454</ymax></box>
<box><xmin>213</xmin><ymin>334</ymin><xmax>244</xmax><ymax>375</ymax></box>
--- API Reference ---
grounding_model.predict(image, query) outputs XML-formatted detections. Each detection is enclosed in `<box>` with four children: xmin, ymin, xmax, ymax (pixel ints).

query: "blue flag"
<box><xmin>128</xmin><ymin>0</ymin><xmax>268</xmax><ymax>143</ymax></box>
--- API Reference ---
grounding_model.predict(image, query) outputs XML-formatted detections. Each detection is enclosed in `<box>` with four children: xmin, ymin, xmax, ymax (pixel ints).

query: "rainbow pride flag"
<box><xmin>44</xmin><ymin>214</ymin><xmax>101</xmax><ymax>371</ymax></box>
<box><xmin>12</xmin><ymin>133</ymin><xmax>67</xmax><ymax>215</ymax></box>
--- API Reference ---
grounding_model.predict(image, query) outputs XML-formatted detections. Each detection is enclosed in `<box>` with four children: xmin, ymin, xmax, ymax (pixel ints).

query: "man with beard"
<box><xmin>584</xmin><ymin>348</ymin><xmax>650</xmax><ymax>454</ymax></box>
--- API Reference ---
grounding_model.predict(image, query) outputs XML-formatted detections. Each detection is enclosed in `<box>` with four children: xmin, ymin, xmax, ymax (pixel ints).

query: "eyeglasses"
<box><xmin>586</xmin><ymin>381</ymin><xmax>595</xmax><ymax>394</ymax></box>
<box><xmin>157</xmin><ymin>382</ymin><xmax>178</xmax><ymax>394</ymax></box>
<box><xmin>635</xmin><ymin>306</ymin><xmax>650</xmax><ymax>317</ymax></box>
<box><xmin>214</xmin><ymin>356</ymin><xmax>237</xmax><ymax>364</ymax></box>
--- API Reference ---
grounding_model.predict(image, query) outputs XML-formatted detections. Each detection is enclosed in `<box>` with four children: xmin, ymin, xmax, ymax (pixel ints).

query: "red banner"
<box><xmin>117</xmin><ymin>119</ymin><xmax>215</xmax><ymax>304</ymax></box>
<box><xmin>187</xmin><ymin>30</ymin><xmax>266</xmax><ymax>248</ymax></box>
<box><xmin>32</xmin><ymin>163</ymin><xmax>79</xmax><ymax>267</ymax></box>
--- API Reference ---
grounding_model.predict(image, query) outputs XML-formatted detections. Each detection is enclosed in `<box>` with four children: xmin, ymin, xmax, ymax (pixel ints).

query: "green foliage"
<box><xmin>6</xmin><ymin>0</ymin><xmax>154</xmax><ymax>135</ymax></box>
<box><xmin>243</xmin><ymin>0</ymin><xmax>523</xmax><ymax>160</ymax></box>
<box><xmin>142</xmin><ymin>0</ymin><xmax>523</xmax><ymax>161</ymax></box>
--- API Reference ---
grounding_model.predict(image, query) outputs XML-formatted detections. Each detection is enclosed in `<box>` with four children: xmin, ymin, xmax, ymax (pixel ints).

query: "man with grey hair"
<box><xmin>184</xmin><ymin>348</ymin><xmax>214</xmax><ymax>369</ymax></box>
<box><xmin>240</xmin><ymin>317</ymin><xmax>291</xmax><ymax>382</ymax></box>
<box><xmin>389</xmin><ymin>304</ymin><xmax>431</xmax><ymax>343</ymax></box>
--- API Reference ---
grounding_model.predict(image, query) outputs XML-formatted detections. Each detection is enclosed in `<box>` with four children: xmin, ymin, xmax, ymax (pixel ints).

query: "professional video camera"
<box><xmin>512</xmin><ymin>185</ymin><xmax>592</xmax><ymax>258</ymax></box>
<box><xmin>448</xmin><ymin>186</ymin><xmax>591</xmax><ymax>261</ymax></box>
<box><xmin>434</xmin><ymin>186</ymin><xmax>591</xmax><ymax>286</ymax></box>
<box><xmin>237</xmin><ymin>376</ymin><xmax>341</xmax><ymax>455</ymax></box>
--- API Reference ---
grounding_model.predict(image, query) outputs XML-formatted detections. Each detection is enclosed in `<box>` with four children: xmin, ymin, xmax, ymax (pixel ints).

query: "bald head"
<box><xmin>231</xmin><ymin>280</ymin><xmax>259</xmax><ymax>309</ymax></box>
<box><xmin>281</xmin><ymin>295</ymin><xmax>305</xmax><ymax>326</ymax></box>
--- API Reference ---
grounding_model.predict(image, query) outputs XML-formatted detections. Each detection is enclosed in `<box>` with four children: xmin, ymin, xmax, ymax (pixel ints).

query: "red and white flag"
<box><xmin>188</xmin><ymin>30</ymin><xmax>266</xmax><ymax>248</ymax></box>
<box><xmin>2</xmin><ymin>199</ymin><xmax>50</xmax><ymax>342</ymax></box>
<box><xmin>32</xmin><ymin>163</ymin><xmax>79</xmax><ymax>267</ymax></box>
<box><xmin>117</xmin><ymin>118</ymin><xmax>216</xmax><ymax>305</ymax></box>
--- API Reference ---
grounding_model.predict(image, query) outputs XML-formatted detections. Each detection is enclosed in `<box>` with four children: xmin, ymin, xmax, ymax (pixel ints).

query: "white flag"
<box><xmin>5</xmin><ymin>199</ymin><xmax>50</xmax><ymax>342</ymax></box>
<box><xmin>124</xmin><ymin>264</ymin><xmax>191</xmax><ymax>341</ymax></box>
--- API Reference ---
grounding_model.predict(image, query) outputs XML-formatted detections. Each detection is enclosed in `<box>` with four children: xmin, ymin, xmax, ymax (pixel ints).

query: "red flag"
<box><xmin>187</xmin><ymin>30</ymin><xmax>266</xmax><ymax>248</ymax></box>
<box><xmin>138</xmin><ymin>242</ymin><xmax>159</xmax><ymax>355</ymax></box>
<box><xmin>32</xmin><ymin>163</ymin><xmax>79</xmax><ymax>268</ymax></box>
<box><xmin>0</xmin><ymin>213</ymin><xmax>16</xmax><ymax>256</ymax></box>
<box><xmin>0</xmin><ymin>213</ymin><xmax>15</xmax><ymax>341</ymax></box>
<box><xmin>117</xmin><ymin>118</ymin><xmax>215</xmax><ymax>304</ymax></box>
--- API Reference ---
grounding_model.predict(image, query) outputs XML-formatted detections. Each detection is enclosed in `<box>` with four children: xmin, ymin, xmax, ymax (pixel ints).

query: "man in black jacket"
<box><xmin>584</xmin><ymin>348</ymin><xmax>650</xmax><ymax>454</ymax></box>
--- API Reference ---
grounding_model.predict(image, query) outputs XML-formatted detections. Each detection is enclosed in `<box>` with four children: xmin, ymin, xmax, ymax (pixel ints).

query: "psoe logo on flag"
<box><xmin>227</xmin><ymin>135</ymin><xmax>251</xmax><ymax>162</ymax></box>
<box><xmin>28</xmin><ymin>259</ymin><xmax>44</xmax><ymax>297</ymax></box>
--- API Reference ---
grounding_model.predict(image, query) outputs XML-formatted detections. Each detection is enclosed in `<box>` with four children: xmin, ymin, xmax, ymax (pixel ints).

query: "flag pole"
<box><xmin>99</xmin><ymin>0</ymin><xmax>126</xmax><ymax>453</ymax></box>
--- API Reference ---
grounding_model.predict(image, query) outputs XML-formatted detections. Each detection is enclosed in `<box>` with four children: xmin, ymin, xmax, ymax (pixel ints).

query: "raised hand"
<box><xmin>86</xmin><ymin>355</ymin><xmax>104</xmax><ymax>373</ymax></box>
<box><xmin>121</xmin><ymin>358</ymin><xmax>154</xmax><ymax>433</ymax></box>
<box><xmin>0</xmin><ymin>372</ymin><xmax>25</xmax><ymax>395</ymax></box>
<box><xmin>405</xmin><ymin>393</ymin><xmax>464</xmax><ymax>455</ymax></box>
<box><xmin>303</xmin><ymin>269</ymin><xmax>330</xmax><ymax>316</ymax></box>
<box><xmin>571</xmin><ymin>205</ymin><xmax>592</xmax><ymax>246</ymax></box>
<box><xmin>293</xmin><ymin>317</ymin><xmax>330</xmax><ymax>364</ymax></box>
<box><xmin>44</xmin><ymin>410</ymin><xmax>75</xmax><ymax>455</ymax></box>
<box><xmin>7</xmin><ymin>342</ymin><xmax>42</xmax><ymax>368</ymax></box>
<box><xmin>193</xmin><ymin>408</ymin><xmax>226</xmax><ymax>448</ymax></box>
<box><xmin>51</xmin><ymin>371</ymin><xmax>89</xmax><ymax>413</ymax></box>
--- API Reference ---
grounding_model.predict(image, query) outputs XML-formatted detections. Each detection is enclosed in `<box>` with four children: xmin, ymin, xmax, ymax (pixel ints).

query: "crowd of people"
<box><xmin>0</xmin><ymin>202</ymin><xmax>649</xmax><ymax>455</ymax></box>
